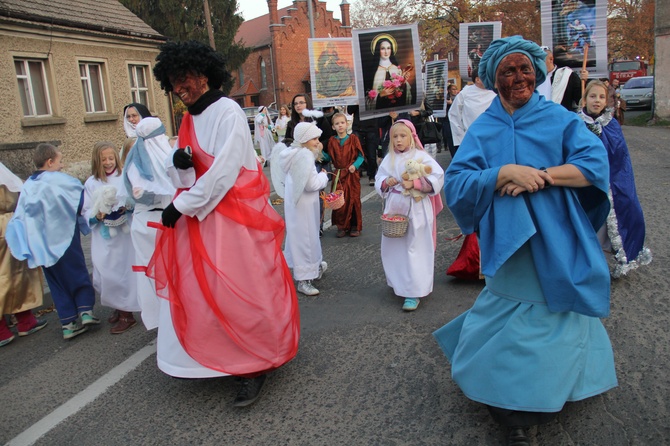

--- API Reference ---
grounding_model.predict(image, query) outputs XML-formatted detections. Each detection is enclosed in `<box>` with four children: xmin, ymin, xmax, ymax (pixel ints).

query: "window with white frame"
<box><xmin>15</xmin><ymin>59</ymin><xmax>52</xmax><ymax>117</ymax></box>
<box><xmin>128</xmin><ymin>64</ymin><xmax>149</xmax><ymax>106</ymax></box>
<box><xmin>79</xmin><ymin>62</ymin><xmax>107</xmax><ymax>113</ymax></box>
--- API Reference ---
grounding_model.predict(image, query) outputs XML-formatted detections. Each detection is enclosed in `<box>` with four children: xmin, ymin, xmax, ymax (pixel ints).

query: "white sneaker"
<box><xmin>316</xmin><ymin>261</ymin><xmax>328</xmax><ymax>280</ymax></box>
<box><xmin>296</xmin><ymin>280</ymin><xmax>319</xmax><ymax>296</ymax></box>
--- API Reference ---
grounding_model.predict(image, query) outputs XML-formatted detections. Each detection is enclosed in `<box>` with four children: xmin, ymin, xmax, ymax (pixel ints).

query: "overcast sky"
<box><xmin>238</xmin><ymin>0</ymin><xmax>344</xmax><ymax>21</ymax></box>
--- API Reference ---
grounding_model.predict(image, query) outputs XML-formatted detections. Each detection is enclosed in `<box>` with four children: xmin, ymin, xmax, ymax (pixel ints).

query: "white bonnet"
<box><xmin>293</xmin><ymin>122</ymin><xmax>322</xmax><ymax>144</ymax></box>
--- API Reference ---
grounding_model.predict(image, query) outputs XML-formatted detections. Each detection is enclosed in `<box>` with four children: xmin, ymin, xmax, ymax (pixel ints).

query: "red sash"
<box><xmin>147</xmin><ymin>113</ymin><xmax>299</xmax><ymax>376</ymax></box>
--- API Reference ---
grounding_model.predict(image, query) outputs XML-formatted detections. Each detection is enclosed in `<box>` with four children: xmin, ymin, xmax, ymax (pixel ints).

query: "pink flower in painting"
<box><xmin>368</xmin><ymin>89</ymin><xmax>378</xmax><ymax>99</ymax></box>
<box><xmin>382</xmin><ymin>80</ymin><xmax>394</xmax><ymax>89</ymax></box>
<box><xmin>395</xmin><ymin>90</ymin><xmax>403</xmax><ymax>98</ymax></box>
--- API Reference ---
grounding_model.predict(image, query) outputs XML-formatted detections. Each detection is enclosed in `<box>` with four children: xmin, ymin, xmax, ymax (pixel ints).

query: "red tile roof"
<box><xmin>235</xmin><ymin>6</ymin><xmax>292</xmax><ymax>49</ymax></box>
<box><xmin>0</xmin><ymin>0</ymin><xmax>163</xmax><ymax>39</ymax></box>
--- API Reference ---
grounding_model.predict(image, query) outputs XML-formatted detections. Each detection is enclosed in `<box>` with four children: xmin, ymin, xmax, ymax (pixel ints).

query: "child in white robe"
<box><xmin>375</xmin><ymin>119</ymin><xmax>444</xmax><ymax>311</ymax></box>
<box><xmin>271</xmin><ymin>121</ymin><xmax>329</xmax><ymax>296</ymax></box>
<box><xmin>83</xmin><ymin>142</ymin><xmax>139</xmax><ymax>334</ymax></box>
<box><xmin>254</xmin><ymin>106</ymin><xmax>276</xmax><ymax>161</ymax></box>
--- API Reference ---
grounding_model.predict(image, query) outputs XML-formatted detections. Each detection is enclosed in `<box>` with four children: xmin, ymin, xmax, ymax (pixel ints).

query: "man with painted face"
<box><xmin>148</xmin><ymin>40</ymin><xmax>299</xmax><ymax>408</ymax></box>
<box><xmin>434</xmin><ymin>37</ymin><xmax>617</xmax><ymax>446</ymax></box>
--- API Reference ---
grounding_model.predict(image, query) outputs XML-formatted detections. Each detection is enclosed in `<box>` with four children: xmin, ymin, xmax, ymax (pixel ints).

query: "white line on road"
<box><xmin>7</xmin><ymin>340</ymin><xmax>157</xmax><ymax>446</ymax></box>
<box><xmin>322</xmin><ymin>189</ymin><xmax>377</xmax><ymax>231</ymax></box>
<box><xmin>8</xmin><ymin>189</ymin><xmax>379</xmax><ymax>446</ymax></box>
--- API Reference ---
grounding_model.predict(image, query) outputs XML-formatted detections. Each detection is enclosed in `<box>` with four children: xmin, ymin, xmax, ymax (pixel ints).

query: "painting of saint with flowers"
<box><xmin>353</xmin><ymin>25</ymin><xmax>423</xmax><ymax>119</ymax></box>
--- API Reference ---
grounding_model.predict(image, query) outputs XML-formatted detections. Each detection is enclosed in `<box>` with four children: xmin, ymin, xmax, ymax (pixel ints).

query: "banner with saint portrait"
<box><xmin>353</xmin><ymin>24</ymin><xmax>423</xmax><ymax>120</ymax></box>
<box><xmin>308</xmin><ymin>38</ymin><xmax>358</xmax><ymax>108</ymax></box>
<box><xmin>540</xmin><ymin>0</ymin><xmax>608</xmax><ymax>78</ymax></box>
<box><xmin>458</xmin><ymin>22</ymin><xmax>502</xmax><ymax>82</ymax></box>
<box><xmin>425</xmin><ymin>60</ymin><xmax>447</xmax><ymax>118</ymax></box>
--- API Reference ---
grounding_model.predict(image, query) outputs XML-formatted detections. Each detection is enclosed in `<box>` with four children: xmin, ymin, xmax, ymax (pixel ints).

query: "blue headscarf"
<box><xmin>478</xmin><ymin>36</ymin><xmax>547</xmax><ymax>91</ymax></box>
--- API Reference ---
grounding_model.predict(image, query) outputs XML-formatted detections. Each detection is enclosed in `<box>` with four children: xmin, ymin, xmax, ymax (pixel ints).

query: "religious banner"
<box><xmin>425</xmin><ymin>60</ymin><xmax>447</xmax><ymax>118</ymax></box>
<box><xmin>308</xmin><ymin>38</ymin><xmax>357</xmax><ymax>108</ymax></box>
<box><xmin>459</xmin><ymin>22</ymin><xmax>502</xmax><ymax>82</ymax></box>
<box><xmin>353</xmin><ymin>24</ymin><xmax>423</xmax><ymax>120</ymax></box>
<box><xmin>541</xmin><ymin>0</ymin><xmax>608</xmax><ymax>78</ymax></box>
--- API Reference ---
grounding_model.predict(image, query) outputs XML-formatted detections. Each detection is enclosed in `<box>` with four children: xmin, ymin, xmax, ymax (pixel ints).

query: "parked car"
<box><xmin>619</xmin><ymin>76</ymin><xmax>654</xmax><ymax>110</ymax></box>
<box><xmin>242</xmin><ymin>107</ymin><xmax>279</xmax><ymax>134</ymax></box>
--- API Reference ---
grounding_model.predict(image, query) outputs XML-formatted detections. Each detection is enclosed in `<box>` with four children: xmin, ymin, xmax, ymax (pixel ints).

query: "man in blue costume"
<box><xmin>433</xmin><ymin>36</ymin><xmax>617</xmax><ymax>446</ymax></box>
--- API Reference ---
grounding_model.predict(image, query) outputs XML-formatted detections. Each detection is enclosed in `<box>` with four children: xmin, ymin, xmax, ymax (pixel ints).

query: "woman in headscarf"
<box><xmin>122</xmin><ymin>103</ymin><xmax>152</xmax><ymax>138</ymax></box>
<box><xmin>364</xmin><ymin>33</ymin><xmax>412</xmax><ymax>110</ymax></box>
<box><xmin>433</xmin><ymin>36</ymin><xmax>617</xmax><ymax>446</ymax></box>
<box><xmin>122</xmin><ymin>116</ymin><xmax>175</xmax><ymax>331</ymax></box>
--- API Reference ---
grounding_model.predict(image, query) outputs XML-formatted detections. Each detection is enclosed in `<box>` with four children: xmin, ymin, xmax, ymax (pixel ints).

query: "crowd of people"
<box><xmin>1</xmin><ymin>36</ymin><xmax>653</xmax><ymax>445</ymax></box>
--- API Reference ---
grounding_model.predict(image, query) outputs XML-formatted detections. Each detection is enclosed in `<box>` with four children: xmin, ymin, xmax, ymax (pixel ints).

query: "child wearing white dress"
<box><xmin>83</xmin><ymin>142</ymin><xmax>139</xmax><ymax>333</ymax></box>
<box><xmin>375</xmin><ymin>119</ymin><xmax>444</xmax><ymax>311</ymax></box>
<box><xmin>254</xmin><ymin>106</ymin><xmax>276</xmax><ymax>161</ymax></box>
<box><xmin>271</xmin><ymin>121</ymin><xmax>329</xmax><ymax>296</ymax></box>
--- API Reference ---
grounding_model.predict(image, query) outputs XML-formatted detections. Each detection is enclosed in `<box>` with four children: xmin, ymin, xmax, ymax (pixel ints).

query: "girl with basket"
<box><xmin>375</xmin><ymin>120</ymin><xmax>444</xmax><ymax>311</ymax></box>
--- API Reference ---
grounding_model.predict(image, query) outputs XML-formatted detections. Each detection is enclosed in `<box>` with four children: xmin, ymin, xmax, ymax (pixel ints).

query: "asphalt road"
<box><xmin>2</xmin><ymin>125</ymin><xmax>669</xmax><ymax>446</ymax></box>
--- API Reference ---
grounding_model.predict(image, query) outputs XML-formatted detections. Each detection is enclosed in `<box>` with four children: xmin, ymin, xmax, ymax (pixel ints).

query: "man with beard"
<box><xmin>147</xmin><ymin>40</ymin><xmax>299</xmax><ymax>407</ymax></box>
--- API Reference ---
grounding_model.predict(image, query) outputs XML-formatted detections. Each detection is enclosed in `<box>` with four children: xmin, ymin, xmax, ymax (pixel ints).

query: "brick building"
<box><xmin>233</xmin><ymin>0</ymin><xmax>352</xmax><ymax>109</ymax></box>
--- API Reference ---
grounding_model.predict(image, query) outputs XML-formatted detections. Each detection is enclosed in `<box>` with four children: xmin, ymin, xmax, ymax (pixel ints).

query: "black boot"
<box><xmin>233</xmin><ymin>375</ymin><xmax>267</xmax><ymax>407</ymax></box>
<box><xmin>507</xmin><ymin>426</ymin><xmax>530</xmax><ymax>446</ymax></box>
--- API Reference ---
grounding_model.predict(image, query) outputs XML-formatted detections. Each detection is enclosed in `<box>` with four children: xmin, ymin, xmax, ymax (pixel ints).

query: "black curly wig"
<box><xmin>153</xmin><ymin>40</ymin><xmax>231</xmax><ymax>92</ymax></box>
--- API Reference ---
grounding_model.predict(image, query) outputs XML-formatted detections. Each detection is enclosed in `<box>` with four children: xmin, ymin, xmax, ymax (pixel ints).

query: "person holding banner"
<box><xmin>364</xmin><ymin>33</ymin><xmax>412</xmax><ymax>110</ymax></box>
<box><xmin>434</xmin><ymin>36</ymin><xmax>616</xmax><ymax>446</ymax></box>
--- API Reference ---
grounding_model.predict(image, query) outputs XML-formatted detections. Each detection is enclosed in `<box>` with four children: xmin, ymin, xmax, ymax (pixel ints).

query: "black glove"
<box><xmin>161</xmin><ymin>203</ymin><xmax>182</xmax><ymax>228</ymax></box>
<box><xmin>173</xmin><ymin>148</ymin><xmax>193</xmax><ymax>169</ymax></box>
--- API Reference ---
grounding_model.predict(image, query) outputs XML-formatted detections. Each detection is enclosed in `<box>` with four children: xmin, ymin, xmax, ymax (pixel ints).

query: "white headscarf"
<box><xmin>130</xmin><ymin>117</ymin><xmax>176</xmax><ymax>197</ymax></box>
<box><xmin>0</xmin><ymin>161</ymin><xmax>24</xmax><ymax>192</ymax></box>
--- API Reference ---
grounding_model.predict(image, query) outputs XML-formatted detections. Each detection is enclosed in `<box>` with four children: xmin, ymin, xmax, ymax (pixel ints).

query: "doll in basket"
<box><xmin>321</xmin><ymin>112</ymin><xmax>365</xmax><ymax>238</ymax></box>
<box><xmin>374</xmin><ymin>120</ymin><xmax>444</xmax><ymax>311</ymax></box>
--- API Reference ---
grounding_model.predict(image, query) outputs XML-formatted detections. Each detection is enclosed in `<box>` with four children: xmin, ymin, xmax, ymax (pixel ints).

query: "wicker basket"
<box><xmin>323</xmin><ymin>190</ymin><xmax>345</xmax><ymax>210</ymax></box>
<box><xmin>381</xmin><ymin>214</ymin><xmax>409</xmax><ymax>237</ymax></box>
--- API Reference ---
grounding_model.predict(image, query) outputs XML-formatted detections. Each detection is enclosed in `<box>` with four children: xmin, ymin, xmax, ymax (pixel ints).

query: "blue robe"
<box><xmin>6</xmin><ymin>171</ymin><xmax>89</xmax><ymax>268</ymax></box>
<box><xmin>589</xmin><ymin>114</ymin><xmax>651</xmax><ymax>277</ymax></box>
<box><xmin>435</xmin><ymin>93</ymin><xmax>617</xmax><ymax>412</ymax></box>
<box><xmin>445</xmin><ymin>94</ymin><xmax>611</xmax><ymax>317</ymax></box>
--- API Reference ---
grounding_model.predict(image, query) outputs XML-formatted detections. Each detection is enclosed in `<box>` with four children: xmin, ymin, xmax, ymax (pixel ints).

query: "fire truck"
<box><xmin>608</xmin><ymin>60</ymin><xmax>648</xmax><ymax>85</ymax></box>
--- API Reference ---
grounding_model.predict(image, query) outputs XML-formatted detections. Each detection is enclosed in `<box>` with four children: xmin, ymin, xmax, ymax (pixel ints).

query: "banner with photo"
<box><xmin>308</xmin><ymin>38</ymin><xmax>358</xmax><ymax>108</ymax></box>
<box><xmin>425</xmin><ymin>60</ymin><xmax>447</xmax><ymax>118</ymax></box>
<box><xmin>541</xmin><ymin>0</ymin><xmax>607</xmax><ymax>78</ymax></box>
<box><xmin>353</xmin><ymin>24</ymin><xmax>423</xmax><ymax>120</ymax></box>
<box><xmin>459</xmin><ymin>22</ymin><xmax>501</xmax><ymax>82</ymax></box>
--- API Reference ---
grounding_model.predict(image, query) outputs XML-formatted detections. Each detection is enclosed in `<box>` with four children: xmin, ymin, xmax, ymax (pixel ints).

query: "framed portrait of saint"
<box><xmin>353</xmin><ymin>24</ymin><xmax>423</xmax><ymax>119</ymax></box>
<box><xmin>308</xmin><ymin>38</ymin><xmax>357</xmax><ymax>108</ymax></box>
<box><xmin>541</xmin><ymin>0</ymin><xmax>608</xmax><ymax>78</ymax></box>
<box><xmin>458</xmin><ymin>22</ymin><xmax>501</xmax><ymax>82</ymax></box>
<box><xmin>425</xmin><ymin>60</ymin><xmax>447</xmax><ymax>118</ymax></box>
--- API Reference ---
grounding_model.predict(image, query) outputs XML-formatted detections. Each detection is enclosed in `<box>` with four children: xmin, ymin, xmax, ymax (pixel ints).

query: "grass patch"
<box><xmin>625</xmin><ymin>112</ymin><xmax>670</xmax><ymax>127</ymax></box>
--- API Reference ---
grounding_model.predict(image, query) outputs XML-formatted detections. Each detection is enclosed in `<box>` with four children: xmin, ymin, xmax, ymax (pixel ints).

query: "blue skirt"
<box><xmin>434</xmin><ymin>244</ymin><xmax>617</xmax><ymax>412</ymax></box>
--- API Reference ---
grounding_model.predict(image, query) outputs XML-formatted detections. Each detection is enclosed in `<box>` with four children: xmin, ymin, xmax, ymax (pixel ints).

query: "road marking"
<box><xmin>322</xmin><ymin>189</ymin><xmax>377</xmax><ymax>231</ymax></box>
<box><xmin>7</xmin><ymin>340</ymin><xmax>157</xmax><ymax>446</ymax></box>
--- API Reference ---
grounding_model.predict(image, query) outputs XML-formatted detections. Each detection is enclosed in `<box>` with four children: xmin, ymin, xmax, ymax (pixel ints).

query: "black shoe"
<box><xmin>233</xmin><ymin>375</ymin><xmax>267</xmax><ymax>407</ymax></box>
<box><xmin>507</xmin><ymin>427</ymin><xmax>530</xmax><ymax>446</ymax></box>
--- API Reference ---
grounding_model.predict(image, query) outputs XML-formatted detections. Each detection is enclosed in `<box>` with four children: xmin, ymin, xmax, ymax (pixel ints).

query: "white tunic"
<box><xmin>375</xmin><ymin>149</ymin><xmax>445</xmax><ymax>298</ymax></box>
<box><xmin>448</xmin><ymin>84</ymin><xmax>497</xmax><ymax>146</ymax></box>
<box><xmin>83</xmin><ymin>173</ymin><xmax>139</xmax><ymax>312</ymax></box>
<box><xmin>254</xmin><ymin>112</ymin><xmax>275</xmax><ymax>160</ymax></box>
<box><xmin>159</xmin><ymin>97</ymin><xmax>259</xmax><ymax>378</ymax></box>
<box><xmin>275</xmin><ymin>145</ymin><xmax>328</xmax><ymax>280</ymax></box>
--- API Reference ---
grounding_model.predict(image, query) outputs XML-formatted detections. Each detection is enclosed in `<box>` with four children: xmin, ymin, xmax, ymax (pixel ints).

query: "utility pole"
<box><xmin>307</xmin><ymin>0</ymin><xmax>315</xmax><ymax>38</ymax></box>
<box><xmin>204</xmin><ymin>0</ymin><xmax>216</xmax><ymax>49</ymax></box>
